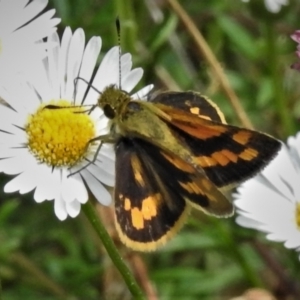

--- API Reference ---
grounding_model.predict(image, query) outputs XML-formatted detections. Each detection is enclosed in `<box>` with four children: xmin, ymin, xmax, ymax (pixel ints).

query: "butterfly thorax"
<box><xmin>97</xmin><ymin>85</ymin><xmax>167</xmax><ymax>140</ymax></box>
<box><xmin>118</xmin><ymin>100</ymin><xmax>196</xmax><ymax>163</ymax></box>
<box><xmin>98</xmin><ymin>85</ymin><xmax>132</xmax><ymax>121</ymax></box>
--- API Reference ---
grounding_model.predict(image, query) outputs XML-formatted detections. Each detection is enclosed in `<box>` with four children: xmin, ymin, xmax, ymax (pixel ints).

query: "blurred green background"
<box><xmin>1</xmin><ymin>0</ymin><xmax>300</xmax><ymax>299</ymax></box>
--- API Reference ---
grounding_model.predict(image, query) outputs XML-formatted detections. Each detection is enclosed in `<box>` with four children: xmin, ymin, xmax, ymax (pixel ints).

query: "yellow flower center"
<box><xmin>296</xmin><ymin>202</ymin><xmax>300</xmax><ymax>229</ymax></box>
<box><xmin>25</xmin><ymin>100</ymin><xmax>96</xmax><ymax>167</ymax></box>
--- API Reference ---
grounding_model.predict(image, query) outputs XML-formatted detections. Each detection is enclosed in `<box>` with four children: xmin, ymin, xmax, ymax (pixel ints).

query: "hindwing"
<box><xmin>114</xmin><ymin>137</ymin><xmax>233</xmax><ymax>251</ymax></box>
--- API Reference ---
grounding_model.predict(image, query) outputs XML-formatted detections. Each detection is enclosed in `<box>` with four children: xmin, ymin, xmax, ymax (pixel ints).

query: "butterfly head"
<box><xmin>98</xmin><ymin>84</ymin><xmax>132</xmax><ymax>119</ymax></box>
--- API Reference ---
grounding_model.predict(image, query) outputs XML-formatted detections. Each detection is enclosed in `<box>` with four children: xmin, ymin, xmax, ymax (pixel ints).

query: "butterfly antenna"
<box><xmin>116</xmin><ymin>17</ymin><xmax>122</xmax><ymax>90</ymax></box>
<box><xmin>74</xmin><ymin>77</ymin><xmax>102</xmax><ymax>95</ymax></box>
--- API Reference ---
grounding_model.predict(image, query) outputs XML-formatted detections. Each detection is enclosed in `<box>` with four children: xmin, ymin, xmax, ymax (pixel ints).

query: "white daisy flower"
<box><xmin>241</xmin><ymin>0</ymin><xmax>288</xmax><ymax>13</ymax></box>
<box><xmin>0</xmin><ymin>0</ymin><xmax>60</xmax><ymax>82</ymax></box>
<box><xmin>0</xmin><ymin>27</ymin><xmax>153</xmax><ymax>220</ymax></box>
<box><xmin>234</xmin><ymin>133</ymin><xmax>300</xmax><ymax>257</ymax></box>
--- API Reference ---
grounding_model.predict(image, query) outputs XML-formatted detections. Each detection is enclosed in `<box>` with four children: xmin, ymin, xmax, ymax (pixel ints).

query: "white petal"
<box><xmin>46</xmin><ymin>31</ymin><xmax>60</xmax><ymax>99</ymax></box>
<box><xmin>0</xmin><ymin>0</ymin><xmax>60</xmax><ymax>82</ymax></box>
<box><xmin>88</xmin><ymin>46</ymin><xmax>119</xmax><ymax>99</ymax></box>
<box><xmin>0</xmin><ymin>104</ymin><xmax>22</xmax><ymax>133</ymax></box>
<box><xmin>120</xmin><ymin>53</ymin><xmax>133</xmax><ymax>75</ymax></box>
<box><xmin>14</xmin><ymin>9</ymin><xmax>60</xmax><ymax>42</ymax></box>
<box><xmin>54</xmin><ymin>196</ymin><xmax>68</xmax><ymax>221</ymax></box>
<box><xmin>95</xmin><ymin>114</ymin><xmax>111</xmax><ymax>135</ymax></box>
<box><xmin>259</xmin><ymin>146</ymin><xmax>299</xmax><ymax>201</ymax></box>
<box><xmin>75</xmin><ymin>36</ymin><xmax>102</xmax><ymax>104</ymax></box>
<box><xmin>60</xmin><ymin>170</ymin><xmax>84</xmax><ymax>202</ymax></box>
<box><xmin>23</xmin><ymin>63</ymin><xmax>52</xmax><ymax>105</ymax></box>
<box><xmin>85</xmin><ymin>162</ymin><xmax>115</xmax><ymax>186</ymax></box>
<box><xmin>70</xmin><ymin>173</ymin><xmax>88</xmax><ymax>204</ymax></box>
<box><xmin>121</xmin><ymin>68</ymin><xmax>143</xmax><ymax>93</ymax></box>
<box><xmin>81</xmin><ymin>170</ymin><xmax>112</xmax><ymax>206</ymax></box>
<box><xmin>15</xmin><ymin>0</ymin><xmax>48</xmax><ymax>30</ymax></box>
<box><xmin>66</xmin><ymin>200</ymin><xmax>81</xmax><ymax>218</ymax></box>
<box><xmin>64</xmin><ymin>28</ymin><xmax>85</xmax><ymax>99</ymax></box>
<box><xmin>132</xmin><ymin>84</ymin><xmax>154</xmax><ymax>100</ymax></box>
<box><xmin>33</xmin><ymin>166</ymin><xmax>61</xmax><ymax>202</ymax></box>
<box><xmin>0</xmin><ymin>0</ymin><xmax>29</xmax><ymax>32</ymax></box>
<box><xmin>4</xmin><ymin>171</ymin><xmax>37</xmax><ymax>195</ymax></box>
<box><xmin>95</xmin><ymin>155</ymin><xmax>115</xmax><ymax>176</ymax></box>
<box><xmin>0</xmin><ymin>146</ymin><xmax>28</xmax><ymax>159</ymax></box>
<box><xmin>284</xmin><ymin>236</ymin><xmax>300</xmax><ymax>249</ymax></box>
<box><xmin>236</xmin><ymin>215</ymin><xmax>263</xmax><ymax>229</ymax></box>
<box><xmin>99</xmin><ymin>143</ymin><xmax>116</xmax><ymax>160</ymax></box>
<box><xmin>0</xmin><ymin>150</ymin><xmax>35</xmax><ymax>174</ymax></box>
<box><xmin>58</xmin><ymin>27</ymin><xmax>72</xmax><ymax>97</ymax></box>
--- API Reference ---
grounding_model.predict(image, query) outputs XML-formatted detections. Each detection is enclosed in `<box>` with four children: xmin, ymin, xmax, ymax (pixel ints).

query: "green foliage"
<box><xmin>1</xmin><ymin>0</ymin><xmax>300</xmax><ymax>299</ymax></box>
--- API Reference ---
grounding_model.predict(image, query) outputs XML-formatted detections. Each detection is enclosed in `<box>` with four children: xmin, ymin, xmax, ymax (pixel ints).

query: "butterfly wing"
<box><xmin>150</xmin><ymin>91</ymin><xmax>227</xmax><ymax>123</ymax></box>
<box><xmin>151</xmin><ymin>92</ymin><xmax>282</xmax><ymax>189</ymax></box>
<box><xmin>114</xmin><ymin>137</ymin><xmax>233</xmax><ymax>251</ymax></box>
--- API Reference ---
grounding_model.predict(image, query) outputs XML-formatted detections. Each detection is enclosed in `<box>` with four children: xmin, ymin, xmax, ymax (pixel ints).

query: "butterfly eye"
<box><xmin>103</xmin><ymin>104</ymin><xmax>116</xmax><ymax>119</ymax></box>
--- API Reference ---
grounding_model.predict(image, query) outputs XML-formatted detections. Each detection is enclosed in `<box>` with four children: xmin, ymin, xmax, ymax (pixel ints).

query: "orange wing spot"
<box><xmin>141</xmin><ymin>197</ymin><xmax>158</xmax><ymax>220</ymax></box>
<box><xmin>124</xmin><ymin>198</ymin><xmax>131</xmax><ymax>211</ymax></box>
<box><xmin>129</xmin><ymin>195</ymin><xmax>160</xmax><ymax>230</ymax></box>
<box><xmin>179</xmin><ymin>181</ymin><xmax>204</xmax><ymax>195</ymax></box>
<box><xmin>180</xmin><ymin>179</ymin><xmax>218</xmax><ymax>202</ymax></box>
<box><xmin>195</xmin><ymin>155</ymin><xmax>217</xmax><ymax>167</ymax></box>
<box><xmin>161</xmin><ymin>152</ymin><xmax>195</xmax><ymax>173</ymax></box>
<box><xmin>239</xmin><ymin>148</ymin><xmax>258</xmax><ymax>161</ymax></box>
<box><xmin>199</xmin><ymin>115</ymin><xmax>212</xmax><ymax>121</ymax></box>
<box><xmin>199</xmin><ymin>178</ymin><xmax>218</xmax><ymax>202</ymax></box>
<box><xmin>211</xmin><ymin>151</ymin><xmax>230</xmax><ymax>166</ymax></box>
<box><xmin>200</xmin><ymin>177</ymin><xmax>213</xmax><ymax>191</ymax></box>
<box><xmin>173</xmin><ymin>122</ymin><xmax>227</xmax><ymax>140</ymax></box>
<box><xmin>221</xmin><ymin>149</ymin><xmax>238</xmax><ymax>163</ymax></box>
<box><xmin>131</xmin><ymin>155</ymin><xmax>145</xmax><ymax>187</ymax></box>
<box><xmin>131</xmin><ymin>208</ymin><xmax>144</xmax><ymax>230</ymax></box>
<box><xmin>233</xmin><ymin>131</ymin><xmax>252</xmax><ymax>145</ymax></box>
<box><xmin>190</xmin><ymin>107</ymin><xmax>200</xmax><ymax>115</ymax></box>
<box><xmin>134</xmin><ymin>169</ymin><xmax>145</xmax><ymax>187</ymax></box>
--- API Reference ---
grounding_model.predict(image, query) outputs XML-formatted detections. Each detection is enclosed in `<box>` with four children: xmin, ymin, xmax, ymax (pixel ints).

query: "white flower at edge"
<box><xmin>264</xmin><ymin>0</ymin><xmax>288</xmax><ymax>13</ymax></box>
<box><xmin>0</xmin><ymin>27</ymin><xmax>153</xmax><ymax>221</ymax></box>
<box><xmin>0</xmin><ymin>0</ymin><xmax>60</xmax><ymax>81</ymax></box>
<box><xmin>241</xmin><ymin>0</ymin><xmax>288</xmax><ymax>13</ymax></box>
<box><xmin>234</xmin><ymin>134</ymin><xmax>300</xmax><ymax>258</ymax></box>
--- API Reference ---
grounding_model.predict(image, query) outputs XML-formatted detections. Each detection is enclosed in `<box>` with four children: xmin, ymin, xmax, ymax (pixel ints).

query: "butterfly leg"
<box><xmin>68</xmin><ymin>133</ymin><xmax>116</xmax><ymax>177</ymax></box>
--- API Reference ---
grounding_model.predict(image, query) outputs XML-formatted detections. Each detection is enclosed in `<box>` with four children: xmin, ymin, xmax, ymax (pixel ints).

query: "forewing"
<box><xmin>150</xmin><ymin>91</ymin><xmax>226</xmax><ymax>123</ymax></box>
<box><xmin>114</xmin><ymin>137</ymin><xmax>233</xmax><ymax>251</ymax></box>
<box><xmin>153</xmin><ymin>99</ymin><xmax>281</xmax><ymax>189</ymax></box>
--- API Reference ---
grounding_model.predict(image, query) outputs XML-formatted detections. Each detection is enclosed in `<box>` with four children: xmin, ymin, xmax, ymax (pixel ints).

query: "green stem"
<box><xmin>265</xmin><ymin>21</ymin><xmax>296</xmax><ymax>136</ymax></box>
<box><xmin>82</xmin><ymin>201</ymin><xmax>145</xmax><ymax>300</ymax></box>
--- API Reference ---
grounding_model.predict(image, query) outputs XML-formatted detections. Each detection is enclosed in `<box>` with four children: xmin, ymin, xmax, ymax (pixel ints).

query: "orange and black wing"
<box><xmin>114</xmin><ymin>137</ymin><xmax>233</xmax><ymax>251</ymax></box>
<box><xmin>152</xmin><ymin>92</ymin><xmax>281</xmax><ymax>189</ymax></box>
<box><xmin>150</xmin><ymin>91</ymin><xmax>227</xmax><ymax>123</ymax></box>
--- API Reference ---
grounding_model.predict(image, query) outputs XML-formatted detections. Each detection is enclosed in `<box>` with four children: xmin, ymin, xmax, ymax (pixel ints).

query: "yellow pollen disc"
<box><xmin>296</xmin><ymin>203</ymin><xmax>300</xmax><ymax>229</ymax></box>
<box><xmin>25</xmin><ymin>100</ymin><xmax>96</xmax><ymax>167</ymax></box>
